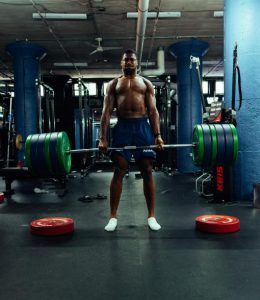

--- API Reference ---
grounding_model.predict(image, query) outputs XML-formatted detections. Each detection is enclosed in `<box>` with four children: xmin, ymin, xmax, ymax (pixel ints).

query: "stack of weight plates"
<box><xmin>25</xmin><ymin>132</ymin><xmax>71</xmax><ymax>176</ymax></box>
<box><xmin>192</xmin><ymin>124</ymin><xmax>238</xmax><ymax>168</ymax></box>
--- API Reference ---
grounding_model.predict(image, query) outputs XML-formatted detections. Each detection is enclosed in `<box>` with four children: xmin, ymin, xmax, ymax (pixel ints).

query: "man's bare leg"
<box><xmin>105</xmin><ymin>154</ymin><xmax>128</xmax><ymax>231</ymax></box>
<box><xmin>138</xmin><ymin>158</ymin><xmax>161</xmax><ymax>231</ymax></box>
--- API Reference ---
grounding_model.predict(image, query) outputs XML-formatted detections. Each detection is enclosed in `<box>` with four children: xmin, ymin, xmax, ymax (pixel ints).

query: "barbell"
<box><xmin>24</xmin><ymin>123</ymin><xmax>238</xmax><ymax>177</ymax></box>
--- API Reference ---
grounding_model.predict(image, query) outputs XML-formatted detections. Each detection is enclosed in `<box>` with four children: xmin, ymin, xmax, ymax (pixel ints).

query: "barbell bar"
<box><xmin>24</xmin><ymin>124</ymin><xmax>238</xmax><ymax>177</ymax></box>
<box><xmin>66</xmin><ymin>143</ymin><xmax>195</xmax><ymax>154</ymax></box>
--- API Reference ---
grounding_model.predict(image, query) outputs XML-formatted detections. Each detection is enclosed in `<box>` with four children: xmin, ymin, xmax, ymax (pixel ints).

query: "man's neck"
<box><xmin>123</xmin><ymin>71</ymin><xmax>137</xmax><ymax>79</ymax></box>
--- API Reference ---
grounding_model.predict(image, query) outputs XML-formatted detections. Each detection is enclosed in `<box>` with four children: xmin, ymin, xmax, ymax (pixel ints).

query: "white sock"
<box><xmin>104</xmin><ymin>218</ymin><xmax>117</xmax><ymax>232</ymax></box>
<box><xmin>148</xmin><ymin>217</ymin><xmax>161</xmax><ymax>231</ymax></box>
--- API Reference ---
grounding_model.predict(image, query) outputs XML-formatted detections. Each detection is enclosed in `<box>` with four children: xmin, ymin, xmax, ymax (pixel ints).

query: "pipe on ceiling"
<box><xmin>135</xmin><ymin>0</ymin><xmax>149</xmax><ymax>68</ymax></box>
<box><xmin>141</xmin><ymin>47</ymin><xmax>165</xmax><ymax>76</ymax></box>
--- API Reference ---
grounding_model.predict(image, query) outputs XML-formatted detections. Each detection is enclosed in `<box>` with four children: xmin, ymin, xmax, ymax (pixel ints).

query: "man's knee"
<box><xmin>113</xmin><ymin>156</ymin><xmax>129</xmax><ymax>180</ymax></box>
<box><xmin>141</xmin><ymin>170</ymin><xmax>153</xmax><ymax>181</ymax></box>
<box><xmin>114</xmin><ymin>165</ymin><xmax>128</xmax><ymax>179</ymax></box>
<box><xmin>139</xmin><ymin>163</ymin><xmax>153</xmax><ymax>181</ymax></box>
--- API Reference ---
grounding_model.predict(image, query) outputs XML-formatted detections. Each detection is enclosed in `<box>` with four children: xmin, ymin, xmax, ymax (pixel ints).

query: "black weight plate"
<box><xmin>221</xmin><ymin>124</ymin><xmax>234</xmax><ymax>166</ymax></box>
<box><xmin>49</xmin><ymin>132</ymin><xmax>65</xmax><ymax>175</ymax></box>
<box><xmin>25</xmin><ymin>134</ymin><xmax>34</xmax><ymax>174</ymax></box>
<box><xmin>201</xmin><ymin>124</ymin><xmax>212</xmax><ymax>168</ymax></box>
<box><xmin>213</xmin><ymin>124</ymin><xmax>225</xmax><ymax>165</ymax></box>
<box><xmin>30</xmin><ymin>134</ymin><xmax>41</xmax><ymax>176</ymax></box>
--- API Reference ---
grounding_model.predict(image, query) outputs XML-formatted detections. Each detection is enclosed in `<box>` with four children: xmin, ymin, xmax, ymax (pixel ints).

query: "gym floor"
<box><xmin>0</xmin><ymin>168</ymin><xmax>259</xmax><ymax>300</ymax></box>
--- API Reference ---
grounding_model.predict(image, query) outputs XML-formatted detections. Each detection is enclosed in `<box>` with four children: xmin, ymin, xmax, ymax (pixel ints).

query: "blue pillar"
<box><xmin>224</xmin><ymin>0</ymin><xmax>260</xmax><ymax>201</ymax></box>
<box><xmin>169</xmin><ymin>39</ymin><xmax>209</xmax><ymax>173</ymax></box>
<box><xmin>6</xmin><ymin>41</ymin><xmax>46</xmax><ymax>162</ymax></box>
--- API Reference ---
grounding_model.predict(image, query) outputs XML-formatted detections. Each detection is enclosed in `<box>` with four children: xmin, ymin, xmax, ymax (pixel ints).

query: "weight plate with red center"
<box><xmin>195</xmin><ymin>214</ymin><xmax>240</xmax><ymax>233</ymax></box>
<box><xmin>30</xmin><ymin>217</ymin><xmax>74</xmax><ymax>236</ymax></box>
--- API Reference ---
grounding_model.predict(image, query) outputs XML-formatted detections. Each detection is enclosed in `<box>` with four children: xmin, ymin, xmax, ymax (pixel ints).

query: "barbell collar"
<box><xmin>66</xmin><ymin>143</ymin><xmax>195</xmax><ymax>154</ymax></box>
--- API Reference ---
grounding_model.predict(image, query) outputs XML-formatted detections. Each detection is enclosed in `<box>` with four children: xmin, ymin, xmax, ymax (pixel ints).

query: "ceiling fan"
<box><xmin>86</xmin><ymin>37</ymin><xmax>122</xmax><ymax>56</ymax></box>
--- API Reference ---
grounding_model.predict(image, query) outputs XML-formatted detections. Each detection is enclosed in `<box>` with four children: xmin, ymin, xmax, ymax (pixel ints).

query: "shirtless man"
<box><xmin>98</xmin><ymin>49</ymin><xmax>164</xmax><ymax>231</ymax></box>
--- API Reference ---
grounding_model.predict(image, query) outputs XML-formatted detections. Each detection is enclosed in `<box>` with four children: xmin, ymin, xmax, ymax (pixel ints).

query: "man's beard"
<box><xmin>124</xmin><ymin>67</ymin><xmax>135</xmax><ymax>76</ymax></box>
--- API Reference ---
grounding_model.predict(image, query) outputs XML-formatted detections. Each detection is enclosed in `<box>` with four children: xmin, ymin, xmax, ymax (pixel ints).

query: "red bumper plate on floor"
<box><xmin>195</xmin><ymin>214</ymin><xmax>240</xmax><ymax>233</ymax></box>
<box><xmin>0</xmin><ymin>192</ymin><xmax>5</xmax><ymax>203</ymax></box>
<box><xmin>30</xmin><ymin>217</ymin><xmax>74</xmax><ymax>236</ymax></box>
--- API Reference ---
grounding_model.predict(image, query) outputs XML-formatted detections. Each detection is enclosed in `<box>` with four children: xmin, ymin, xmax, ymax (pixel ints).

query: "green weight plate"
<box><xmin>192</xmin><ymin>125</ymin><xmax>204</xmax><ymax>165</ymax></box>
<box><xmin>209</xmin><ymin>125</ymin><xmax>217</xmax><ymax>166</ymax></box>
<box><xmin>57</xmin><ymin>132</ymin><xmax>71</xmax><ymax>174</ymax></box>
<box><xmin>201</xmin><ymin>124</ymin><xmax>212</xmax><ymax>168</ymax></box>
<box><xmin>44</xmin><ymin>133</ymin><xmax>54</xmax><ymax>175</ymax></box>
<box><xmin>25</xmin><ymin>134</ymin><xmax>34</xmax><ymax>174</ymax></box>
<box><xmin>229</xmin><ymin>124</ymin><xmax>238</xmax><ymax>162</ymax></box>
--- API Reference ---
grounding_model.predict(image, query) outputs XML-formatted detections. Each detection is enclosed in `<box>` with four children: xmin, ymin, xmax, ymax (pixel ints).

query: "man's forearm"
<box><xmin>99</xmin><ymin>114</ymin><xmax>110</xmax><ymax>140</ymax></box>
<box><xmin>148</xmin><ymin>110</ymin><xmax>161</xmax><ymax>136</ymax></box>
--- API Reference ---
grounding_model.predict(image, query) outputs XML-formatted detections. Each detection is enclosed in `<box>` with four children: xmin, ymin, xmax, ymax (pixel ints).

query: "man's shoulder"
<box><xmin>138</xmin><ymin>75</ymin><xmax>153</xmax><ymax>86</ymax></box>
<box><xmin>110</xmin><ymin>76</ymin><xmax>123</xmax><ymax>85</ymax></box>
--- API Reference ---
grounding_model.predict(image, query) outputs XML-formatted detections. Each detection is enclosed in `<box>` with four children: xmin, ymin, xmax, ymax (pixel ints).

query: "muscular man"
<box><xmin>99</xmin><ymin>49</ymin><xmax>164</xmax><ymax>231</ymax></box>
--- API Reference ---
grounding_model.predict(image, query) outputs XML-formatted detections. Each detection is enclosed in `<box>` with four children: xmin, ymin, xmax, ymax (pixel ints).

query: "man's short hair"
<box><xmin>122</xmin><ymin>49</ymin><xmax>137</xmax><ymax>58</ymax></box>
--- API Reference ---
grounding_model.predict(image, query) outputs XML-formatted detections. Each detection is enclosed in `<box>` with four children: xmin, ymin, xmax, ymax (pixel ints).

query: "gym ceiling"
<box><xmin>0</xmin><ymin>0</ymin><xmax>224</xmax><ymax>79</ymax></box>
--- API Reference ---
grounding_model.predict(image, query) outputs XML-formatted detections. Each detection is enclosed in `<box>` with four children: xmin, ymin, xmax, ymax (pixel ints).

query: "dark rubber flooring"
<box><xmin>0</xmin><ymin>169</ymin><xmax>259</xmax><ymax>300</ymax></box>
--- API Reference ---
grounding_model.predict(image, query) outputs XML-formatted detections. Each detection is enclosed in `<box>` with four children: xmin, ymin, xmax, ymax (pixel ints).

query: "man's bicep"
<box><xmin>102</xmin><ymin>94</ymin><xmax>114</xmax><ymax>115</ymax></box>
<box><xmin>103</xmin><ymin>81</ymin><xmax>116</xmax><ymax>114</ymax></box>
<box><xmin>145</xmin><ymin>88</ymin><xmax>157</xmax><ymax>113</ymax></box>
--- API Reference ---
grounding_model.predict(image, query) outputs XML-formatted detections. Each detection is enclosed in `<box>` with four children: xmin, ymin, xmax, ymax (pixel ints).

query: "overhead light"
<box><xmin>127</xmin><ymin>11</ymin><xmax>181</xmax><ymax>19</ymax></box>
<box><xmin>213</xmin><ymin>11</ymin><xmax>224</xmax><ymax>18</ymax></box>
<box><xmin>32</xmin><ymin>13</ymin><xmax>87</xmax><ymax>20</ymax></box>
<box><xmin>53</xmin><ymin>62</ymin><xmax>88</xmax><ymax>67</ymax></box>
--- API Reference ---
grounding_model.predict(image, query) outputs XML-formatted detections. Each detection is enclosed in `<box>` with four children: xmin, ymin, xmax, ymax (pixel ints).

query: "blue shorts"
<box><xmin>110</xmin><ymin>117</ymin><xmax>156</xmax><ymax>162</ymax></box>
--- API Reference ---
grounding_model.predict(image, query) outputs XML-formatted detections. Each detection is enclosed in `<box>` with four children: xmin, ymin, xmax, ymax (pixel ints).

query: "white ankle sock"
<box><xmin>104</xmin><ymin>218</ymin><xmax>117</xmax><ymax>232</ymax></box>
<box><xmin>148</xmin><ymin>217</ymin><xmax>161</xmax><ymax>231</ymax></box>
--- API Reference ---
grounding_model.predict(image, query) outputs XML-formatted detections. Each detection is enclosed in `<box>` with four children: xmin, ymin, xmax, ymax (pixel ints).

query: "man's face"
<box><xmin>121</xmin><ymin>53</ymin><xmax>138</xmax><ymax>75</ymax></box>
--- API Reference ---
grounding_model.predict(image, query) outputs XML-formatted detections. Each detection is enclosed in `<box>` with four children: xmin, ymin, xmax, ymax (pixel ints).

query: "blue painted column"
<box><xmin>224</xmin><ymin>0</ymin><xmax>260</xmax><ymax>201</ymax></box>
<box><xmin>6</xmin><ymin>41</ymin><xmax>46</xmax><ymax>162</ymax></box>
<box><xmin>169</xmin><ymin>39</ymin><xmax>209</xmax><ymax>173</ymax></box>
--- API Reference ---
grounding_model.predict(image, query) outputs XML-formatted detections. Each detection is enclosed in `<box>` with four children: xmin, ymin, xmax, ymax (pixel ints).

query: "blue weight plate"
<box><xmin>213</xmin><ymin>124</ymin><xmax>225</xmax><ymax>165</ymax></box>
<box><xmin>35</xmin><ymin>133</ymin><xmax>51</xmax><ymax>176</ymax></box>
<box><xmin>49</xmin><ymin>132</ymin><xmax>64</xmax><ymax>175</ymax></box>
<box><xmin>201</xmin><ymin>124</ymin><xmax>212</xmax><ymax>168</ymax></box>
<box><xmin>221</xmin><ymin>124</ymin><xmax>234</xmax><ymax>166</ymax></box>
<box><xmin>30</xmin><ymin>134</ymin><xmax>40</xmax><ymax>176</ymax></box>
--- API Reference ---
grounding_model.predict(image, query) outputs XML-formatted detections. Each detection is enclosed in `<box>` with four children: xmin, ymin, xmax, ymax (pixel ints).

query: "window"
<box><xmin>40</xmin><ymin>85</ymin><xmax>45</xmax><ymax>97</ymax></box>
<box><xmin>215</xmin><ymin>81</ymin><xmax>224</xmax><ymax>95</ymax></box>
<box><xmin>103</xmin><ymin>82</ymin><xmax>109</xmax><ymax>96</ymax></box>
<box><xmin>202</xmin><ymin>81</ymin><xmax>209</xmax><ymax>94</ymax></box>
<box><xmin>73</xmin><ymin>82</ymin><xmax>97</xmax><ymax>96</ymax></box>
<box><xmin>85</xmin><ymin>82</ymin><xmax>97</xmax><ymax>96</ymax></box>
